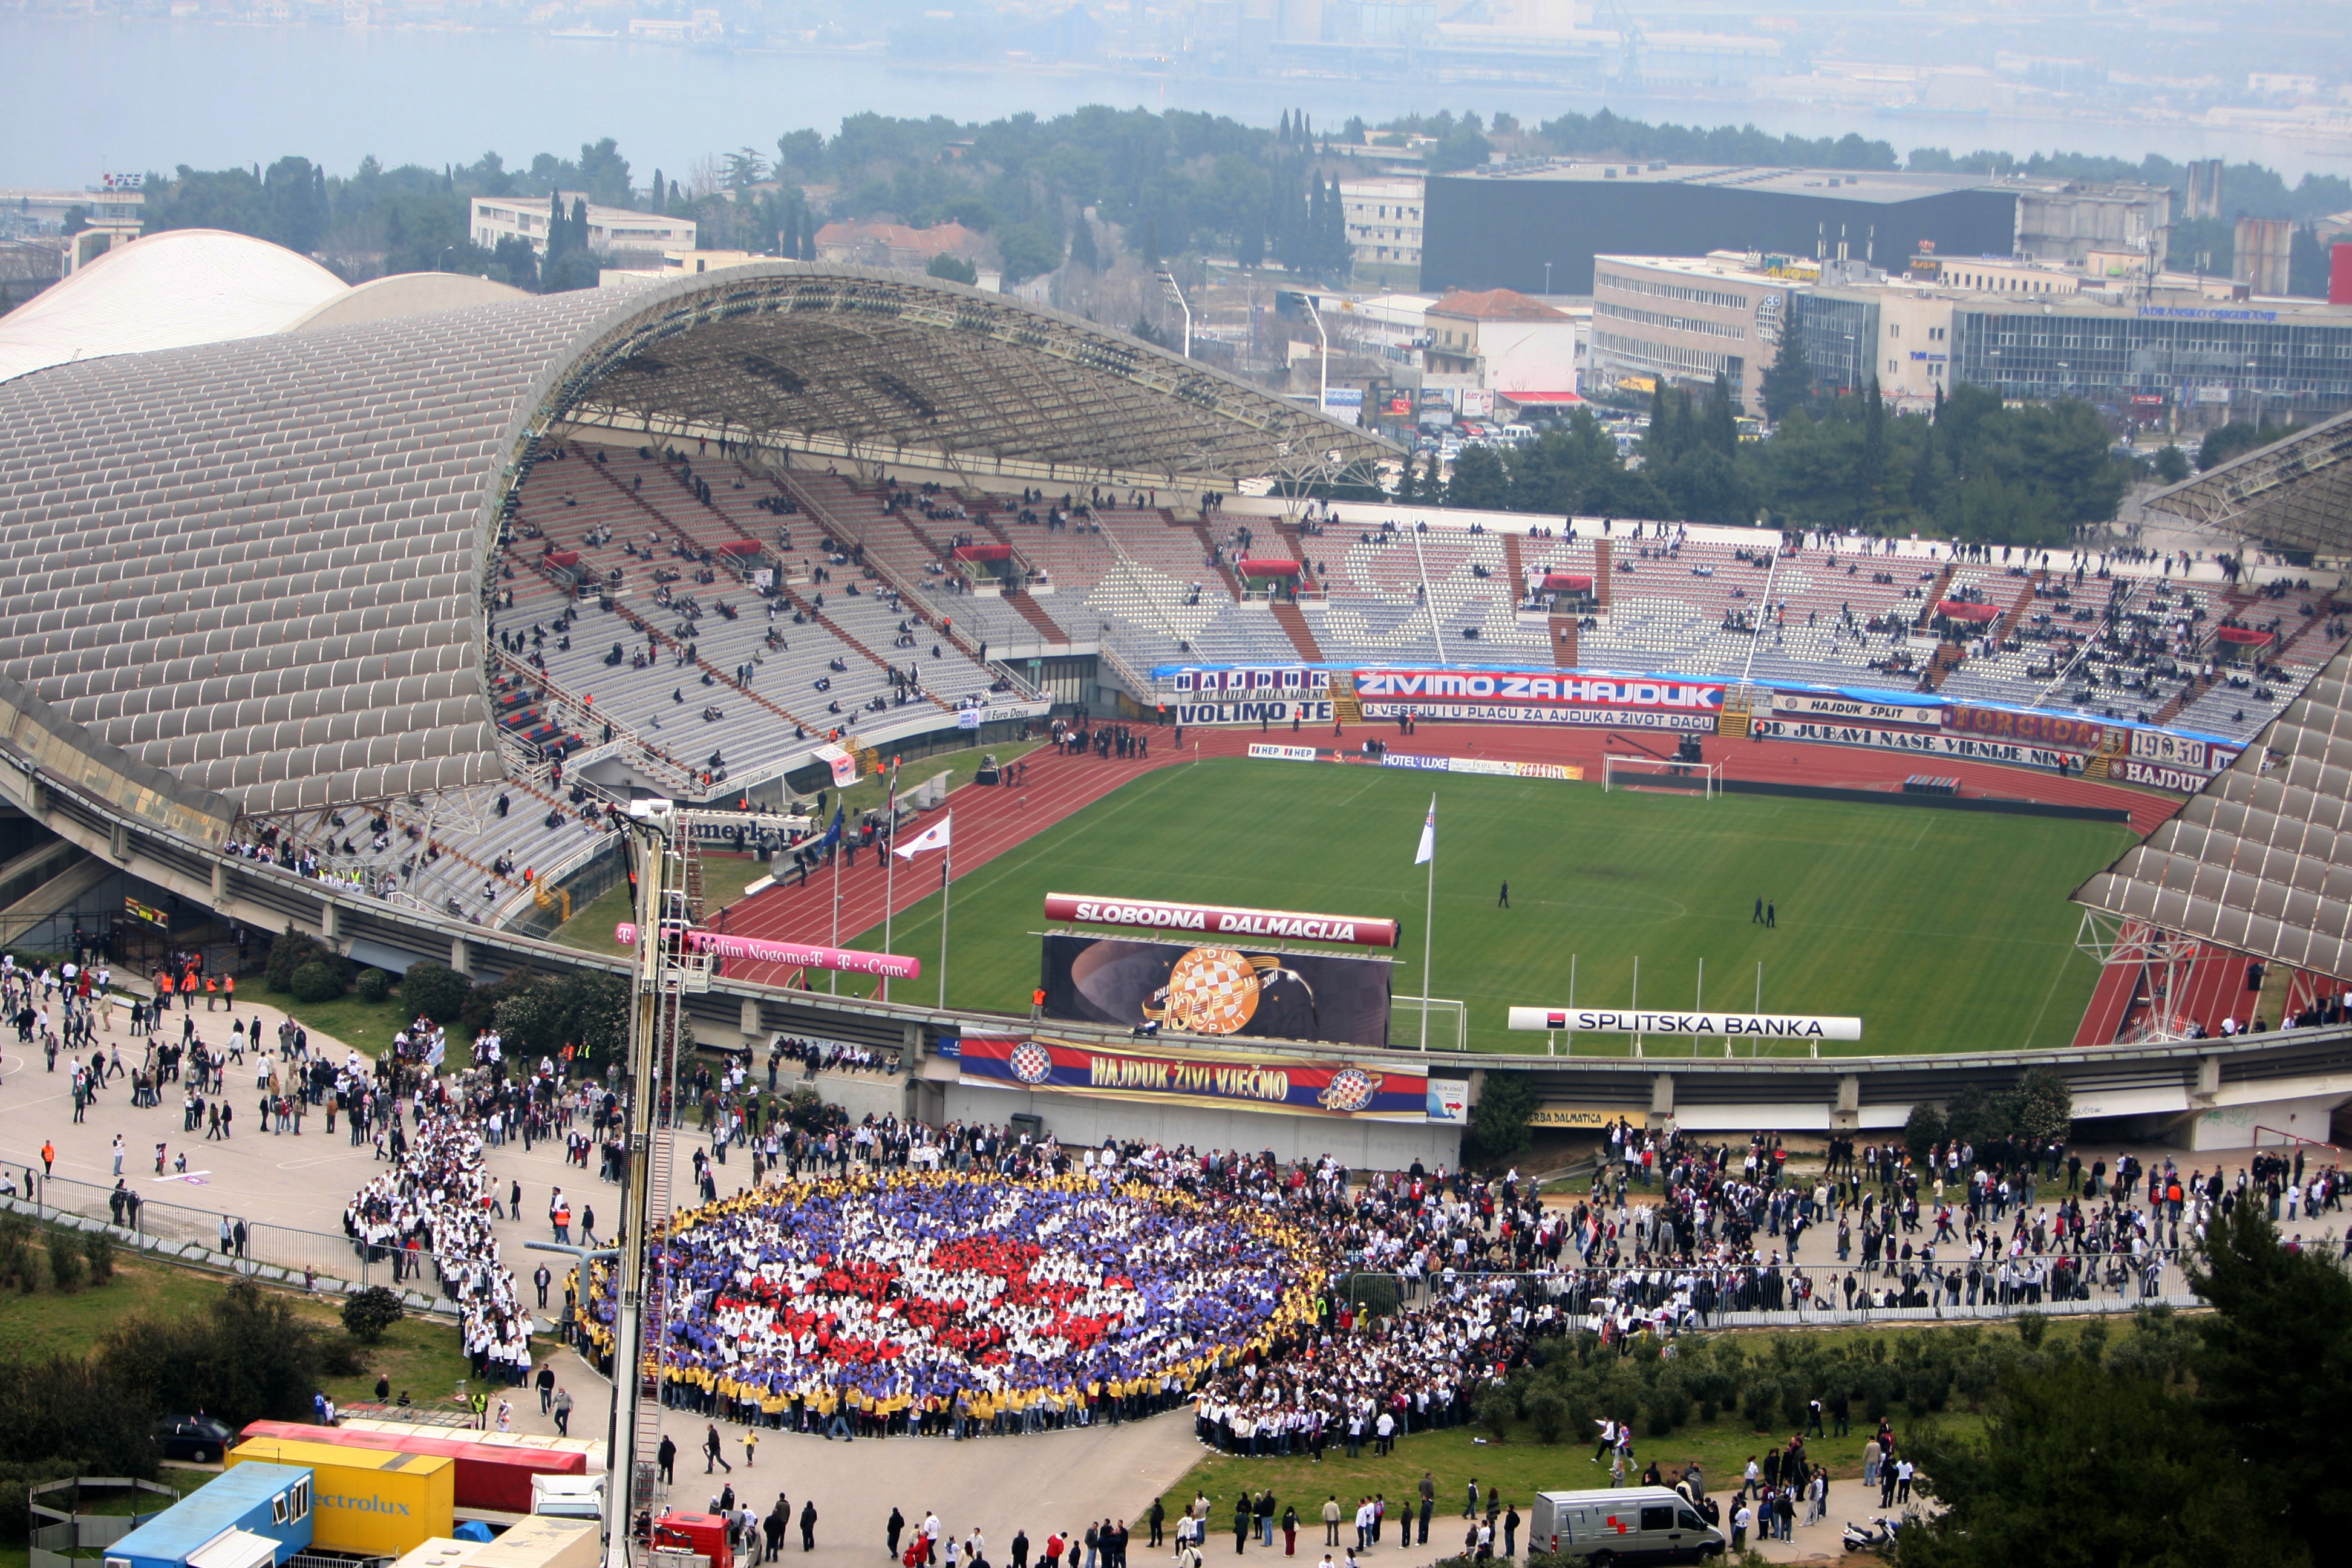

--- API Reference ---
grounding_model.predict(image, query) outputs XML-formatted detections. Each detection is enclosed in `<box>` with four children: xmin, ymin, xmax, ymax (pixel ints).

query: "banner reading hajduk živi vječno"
<box><xmin>953</xmin><ymin>1036</ymin><xmax>1431</xmax><ymax>1120</ymax></box>
<box><xmin>615</xmin><ymin>924</ymin><xmax>921</xmax><ymax>978</ymax></box>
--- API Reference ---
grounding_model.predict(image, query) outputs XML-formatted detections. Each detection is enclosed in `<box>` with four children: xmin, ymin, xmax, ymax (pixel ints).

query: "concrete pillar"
<box><xmin>902</xmin><ymin>1019</ymin><xmax>924</xmax><ymax>1065</ymax></box>
<box><xmin>449</xmin><ymin>937</ymin><xmax>472</xmax><ymax>976</ymax></box>
<box><xmin>1466</xmin><ymin>1068</ymin><xmax>1488</xmax><ymax>1106</ymax></box>
<box><xmin>2195</xmin><ymin>1056</ymin><xmax>2221</xmax><ymax>1102</ymax></box>
<box><xmin>211</xmin><ymin>861</ymin><xmax>227</xmax><ymax>902</ymax></box>
<box><xmin>740</xmin><ymin>996</ymin><xmax>763</xmax><ymax>1039</ymax></box>
<box><xmin>1837</xmin><ymin>1075</ymin><xmax>1860</xmax><ymax>1112</ymax></box>
<box><xmin>319</xmin><ymin>900</ymin><xmax>339</xmax><ymax>940</ymax></box>
<box><xmin>1650</xmin><ymin>1073</ymin><xmax>1675</xmax><ymax>1118</ymax></box>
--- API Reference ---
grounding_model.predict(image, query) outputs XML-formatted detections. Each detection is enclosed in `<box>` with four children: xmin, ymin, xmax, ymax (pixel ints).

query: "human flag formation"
<box><xmin>1414</xmin><ymin>795</ymin><xmax>1436</xmax><ymax>865</ymax></box>
<box><xmin>895</xmin><ymin>814</ymin><xmax>953</xmax><ymax>859</ymax></box>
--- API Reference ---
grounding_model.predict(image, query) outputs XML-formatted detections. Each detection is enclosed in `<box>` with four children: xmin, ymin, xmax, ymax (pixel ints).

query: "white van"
<box><xmin>1526</xmin><ymin>1487</ymin><xmax>1724</xmax><ymax>1565</ymax></box>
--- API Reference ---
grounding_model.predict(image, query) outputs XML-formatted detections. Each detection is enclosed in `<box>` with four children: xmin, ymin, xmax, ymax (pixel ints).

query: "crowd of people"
<box><xmin>341</xmin><ymin>1074</ymin><xmax>540</xmax><ymax>1386</ymax></box>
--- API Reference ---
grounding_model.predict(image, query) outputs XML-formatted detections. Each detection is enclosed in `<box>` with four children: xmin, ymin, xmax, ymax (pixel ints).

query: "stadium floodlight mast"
<box><xmin>1157</xmin><ymin>270</ymin><xmax>1192</xmax><ymax>358</ymax></box>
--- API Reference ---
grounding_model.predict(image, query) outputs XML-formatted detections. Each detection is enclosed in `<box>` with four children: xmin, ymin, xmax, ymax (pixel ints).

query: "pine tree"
<box><xmin>1759</xmin><ymin>322</ymin><xmax>1813</xmax><ymax>426</ymax></box>
<box><xmin>1702</xmin><ymin>373</ymin><xmax>1738</xmax><ymax>456</ymax></box>
<box><xmin>1857</xmin><ymin>381</ymin><xmax>1889</xmax><ymax>528</ymax></box>
<box><xmin>1279</xmin><ymin>109</ymin><xmax>1292</xmax><ymax>145</ymax></box>
<box><xmin>652</xmin><ymin>170</ymin><xmax>665</xmax><ymax>211</ymax></box>
<box><xmin>1325</xmin><ymin>175</ymin><xmax>1350</xmax><ymax>279</ymax></box>
<box><xmin>1069</xmin><ymin>214</ymin><xmax>1099</xmax><ymax>271</ymax></box>
<box><xmin>1396</xmin><ymin>456</ymin><xmax>1417</xmax><ymax>504</ymax></box>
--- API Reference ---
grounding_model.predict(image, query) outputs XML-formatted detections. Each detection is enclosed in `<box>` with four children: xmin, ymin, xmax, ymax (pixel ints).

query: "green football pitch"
<box><xmin>852</xmin><ymin>759</ymin><xmax>2137</xmax><ymax>1056</ymax></box>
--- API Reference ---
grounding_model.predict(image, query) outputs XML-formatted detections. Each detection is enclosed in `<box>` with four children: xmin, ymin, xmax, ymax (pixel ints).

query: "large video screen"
<box><xmin>1040</xmin><ymin>933</ymin><xmax>1393</xmax><ymax>1048</ymax></box>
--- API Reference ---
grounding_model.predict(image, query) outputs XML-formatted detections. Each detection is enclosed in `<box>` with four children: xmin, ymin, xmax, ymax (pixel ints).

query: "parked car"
<box><xmin>154</xmin><ymin>1414</ymin><xmax>236</xmax><ymax>1463</ymax></box>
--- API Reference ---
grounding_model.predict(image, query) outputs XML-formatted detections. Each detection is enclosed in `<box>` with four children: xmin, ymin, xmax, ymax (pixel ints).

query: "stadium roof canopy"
<box><xmin>0</xmin><ymin>263</ymin><xmax>1390</xmax><ymax>820</ymax></box>
<box><xmin>2140</xmin><ymin>409</ymin><xmax>2352</xmax><ymax>556</ymax></box>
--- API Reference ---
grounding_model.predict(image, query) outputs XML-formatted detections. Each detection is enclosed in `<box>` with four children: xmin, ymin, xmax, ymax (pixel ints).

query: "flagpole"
<box><xmin>1420</xmin><ymin>793</ymin><xmax>1436</xmax><ymax>1053</ymax></box>
<box><xmin>938</xmin><ymin>836</ymin><xmax>952</xmax><ymax>1011</ymax></box>
<box><xmin>829</xmin><ymin>820</ymin><xmax>842</xmax><ymax>997</ymax></box>
<box><xmin>880</xmin><ymin>759</ymin><xmax>901</xmax><ymax>1003</ymax></box>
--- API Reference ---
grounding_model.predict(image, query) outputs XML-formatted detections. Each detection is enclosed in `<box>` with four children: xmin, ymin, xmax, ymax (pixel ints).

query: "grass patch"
<box><xmin>851</xmin><ymin>759</ymin><xmax>2129</xmax><ymax>1054</ymax></box>
<box><xmin>0</xmin><ymin>1252</ymin><xmax>472</xmax><ymax>1412</ymax></box>
<box><xmin>268</xmin><ymin>987</ymin><xmax>437</xmax><ymax>1060</ymax></box>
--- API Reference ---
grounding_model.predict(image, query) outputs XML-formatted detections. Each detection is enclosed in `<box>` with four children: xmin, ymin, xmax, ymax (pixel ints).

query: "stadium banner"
<box><xmin>613</xmin><ymin>923</ymin><xmax>921</xmax><ymax>979</ymax></box>
<box><xmin>1247</xmin><ymin>742</ymin><xmax>1324</xmax><ymax>762</ymax></box>
<box><xmin>1939</xmin><ymin>705</ymin><xmax>2111</xmax><ymax>753</ymax></box>
<box><xmin>1426</xmin><ymin>1080</ymin><xmax>1469</xmax><ymax>1124</ymax></box>
<box><xmin>1039</xmin><ymin>932</ymin><xmax>1393</xmax><ymax>1048</ymax></box>
<box><xmin>2117</xmin><ymin>757</ymin><xmax>2231</xmax><ymax>792</ymax></box>
<box><xmin>1045</xmin><ymin>892</ymin><xmax>1400</xmax><ymax>949</ymax></box>
<box><xmin>1174</xmin><ymin>696</ymin><xmax>1334</xmax><ymax>725</ymax></box>
<box><xmin>1769</xmin><ymin>691</ymin><xmax>1945</xmax><ymax>728</ymax></box>
<box><xmin>1354</xmin><ymin>668</ymin><xmax>1725</xmax><ymax>714</ymax></box>
<box><xmin>1165</xmin><ymin>667</ymin><xmax>1330</xmax><ymax>694</ymax></box>
<box><xmin>1508</xmin><ymin>1005</ymin><xmax>1862</xmax><ymax>1042</ymax></box>
<box><xmin>2129</xmin><ymin>727</ymin><xmax>2231</xmax><ymax>773</ymax></box>
<box><xmin>1379</xmin><ymin>754</ymin><xmax>1583</xmax><ymax>782</ymax></box>
<box><xmin>1529</xmin><ymin>1106</ymin><xmax>1635</xmax><ymax>1129</ymax></box>
<box><xmin>1753</xmin><ymin>717</ymin><xmax>2083</xmax><ymax>773</ymax></box>
<box><xmin>954</xmin><ymin>1034</ymin><xmax>1428</xmax><ymax>1121</ymax></box>
<box><xmin>811</xmin><ymin>742</ymin><xmax>859</xmax><ymax>785</ymax></box>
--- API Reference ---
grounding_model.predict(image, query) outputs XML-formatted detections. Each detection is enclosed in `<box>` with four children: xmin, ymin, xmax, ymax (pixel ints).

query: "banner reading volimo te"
<box><xmin>955</xmin><ymin>1035</ymin><xmax>1428</xmax><ymax>1121</ymax></box>
<box><xmin>1354</xmin><ymin>668</ymin><xmax>1724</xmax><ymax>731</ymax></box>
<box><xmin>1039</xmin><ymin>933</ymin><xmax>1392</xmax><ymax>1048</ymax></box>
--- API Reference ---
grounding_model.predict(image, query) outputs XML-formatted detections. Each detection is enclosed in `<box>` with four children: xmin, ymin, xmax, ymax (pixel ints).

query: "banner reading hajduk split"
<box><xmin>1508</xmin><ymin>1006</ymin><xmax>1860</xmax><ymax>1041</ymax></box>
<box><xmin>1045</xmin><ymin>892</ymin><xmax>1400</xmax><ymax>948</ymax></box>
<box><xmin>954</xmin><ymin>1035</ymin><xmax>1430</xmax><ymax>1121</ymax></box>
<box><xmin>614</xmin><ymin>923</ymin><xmax>921</xmax><ymax>978</ymax></box>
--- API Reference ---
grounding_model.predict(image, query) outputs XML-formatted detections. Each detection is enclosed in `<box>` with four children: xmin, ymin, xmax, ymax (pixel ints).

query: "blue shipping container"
<box><xmin>106</xmin><ymin>1464</ymin><xmax>314</xmax><ymax>1568</ymax></box>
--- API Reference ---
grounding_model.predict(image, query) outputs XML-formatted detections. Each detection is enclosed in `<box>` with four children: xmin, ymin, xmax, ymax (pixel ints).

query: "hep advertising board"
<box><xmin>956</xmin><ymin>1035</ymin><xmax>1428</xmax><ymax>1120</ymax></box>
<box><xmin>1045</xmin><ymin>891</ymin><xmax>1400</xmax><ymax>948</ymax></box>
<box><xmin>1354</xmin><ymin>668</ymin><xmax>1723</xmax><ymax>732</ymax></box>
<box><xmin>1039</xmin><ymin>932</ymin><xmax>1391</xmax><ymax>1048</ymax></box>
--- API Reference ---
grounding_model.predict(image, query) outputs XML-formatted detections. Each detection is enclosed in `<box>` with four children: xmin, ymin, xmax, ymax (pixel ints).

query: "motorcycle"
<box><xmin>1843</xmin><ymin>1517</ymin><xmax>1901</xmax><ymax>1553</ymax></box>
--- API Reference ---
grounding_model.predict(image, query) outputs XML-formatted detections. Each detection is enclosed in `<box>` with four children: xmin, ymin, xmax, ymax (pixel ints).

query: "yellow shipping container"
<box><xmin>228</xmin><ymin>1438</ymin><xmax>456</xmax><ymax>1557</ymax></box>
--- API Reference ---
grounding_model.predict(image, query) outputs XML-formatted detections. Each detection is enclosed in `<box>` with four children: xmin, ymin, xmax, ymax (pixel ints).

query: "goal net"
<box><xmin>1602</xmin><ymin>753</ymin><xmax>1721</xmax><ymax>800</ymax></box>
<box><xmin>1389</xmin><ymin>995</ymin><xmax>1468</xmax><ymax>1051</ymax></box>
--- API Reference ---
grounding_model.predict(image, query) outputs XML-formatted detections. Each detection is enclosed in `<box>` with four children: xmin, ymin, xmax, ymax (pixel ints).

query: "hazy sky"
<box><xmin>5</xmin><ymin>19</ymin><xmax>2347</xmax><ymax>190</ymax></box>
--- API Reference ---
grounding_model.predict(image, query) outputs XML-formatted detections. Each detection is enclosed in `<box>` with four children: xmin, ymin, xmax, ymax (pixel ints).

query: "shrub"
<box><xmin>341</xmin><ymin>1285</ymin><xmax>406</xmax><ymax>1344</ymax></box>
<box><xmin>81</xmin><ymin>1228</ymin><xmax>114</xmax><ymax>1284</ymax></box>
<box><xmin>289</xmin><ymin>960</ymin><xmax>344</xmax><ymax>1005</ymax></box>
<box><xmin>0</xmin><ymin>1215</ymin><xmax>30</xmax><ymax>1291</ymax></box>
<box><xmin>265</xmin><ymin>925</ymin><xmax>330</xmax><ymax>993</ymax></box>
<box><xmin>400</xmin><ymin>959</ymin><xmax>472</xmax><ymax>1024</ymax></box>
<box><xmin>2016</xmin><ymin>1312</ymin><xmax>2049</xmax><ymax>1350</ymax></box>
<box><xmin>47</xmin><ymin>1233</ymin><xmax>83</xmax><ymax>1293</ymax></box>
<box><xmin>1524</xmin><ymin>1388</ymin><xmax>1570</xmax><ymax>1444</ymax></box>
<box><xmin>353</xmin><ymin>967</ymin><xmax>393</xmax><ymax>1003</ymax></box>
<box><xmin>99</xmin><ymin>1278</ymin><xmax>327</xmax><ymax>1426</ymax></box>
<box><xmin>1472</xmin><ymin>1382</ymin><xmax>1517</xmax><ymax>1442</ymax></box>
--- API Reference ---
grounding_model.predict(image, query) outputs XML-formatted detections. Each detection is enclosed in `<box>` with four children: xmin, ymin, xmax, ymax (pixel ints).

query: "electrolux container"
<box><xmin>227</xmin><ymin>1439</ymin><xmax>454</xmax><ymax>1557</ymax></box>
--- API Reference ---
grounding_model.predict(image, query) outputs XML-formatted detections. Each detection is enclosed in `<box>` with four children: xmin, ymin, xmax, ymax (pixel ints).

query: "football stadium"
<box><xmin>7</xmin><ymin>237</ymin><xmax>2352</xmax><ymax>1551</ymax></box>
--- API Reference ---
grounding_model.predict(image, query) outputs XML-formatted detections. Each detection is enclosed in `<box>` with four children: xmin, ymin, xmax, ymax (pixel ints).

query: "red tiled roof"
<box><xmin>1429</xmin><ymin>288</ymin><xmax>1568</xmax><ymax>322</ymax></box>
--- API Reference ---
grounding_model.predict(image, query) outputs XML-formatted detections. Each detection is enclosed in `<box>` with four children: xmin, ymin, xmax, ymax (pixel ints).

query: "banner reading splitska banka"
<box><xmin>1508</xmin><ymin>1006</ymin><xmax>1862</xmax><ymax>1041</ymax></box>
<box><xmin>954</xmin><ymin>1035</ymin><xmax>1429</xmax><ymax>1120</ymax></box>
<box><xmin>1039</xmin><ymin>933</ymin><xmax>1393</xmax><ymax>1047</ymax></box>
<box><xmin>1355</xmin><ymin>668</ymin><xmax>1723</xmax><ymax>731</ymax></box>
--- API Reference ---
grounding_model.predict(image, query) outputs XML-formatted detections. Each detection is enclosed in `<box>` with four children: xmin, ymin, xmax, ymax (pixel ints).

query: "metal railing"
<box><xmin>0</xmin><ymin>1158</ymin><xmax>462</xmax><ymax>1311</ymax></box>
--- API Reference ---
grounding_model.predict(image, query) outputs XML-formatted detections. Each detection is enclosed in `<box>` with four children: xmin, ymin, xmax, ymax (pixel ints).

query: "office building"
<box><xmin>1423</xmin><ymin>163</ymin><xmax>2170</xmax><ymax>298</ymax></box>
<box><xmin>470</xmin><ymin>195</ymin><xmax>696</xmax><ymax>259</ymax></box>
<box><xmin>1338</xmin><ymin>175</ymin><xmax>1425</xmax><ymax>279</ymax></box>
<box><xmin>1587</xmin><ymin>252</ymin><xmax>1793</xmax><ymax>411</ymax></box>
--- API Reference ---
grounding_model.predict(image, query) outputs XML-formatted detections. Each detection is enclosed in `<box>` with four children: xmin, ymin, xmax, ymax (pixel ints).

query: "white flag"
<box><xmin>1414</xmin><ymin>795</ymin><xmax>1436</xmax><ymax>866</ymax></box>
<box><xmin>895</xmin><ymin>813</ymin><xmax>952</xmax><ymax>859</ymax></box>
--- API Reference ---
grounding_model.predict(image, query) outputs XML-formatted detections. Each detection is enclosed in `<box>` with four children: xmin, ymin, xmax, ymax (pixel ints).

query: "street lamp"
<box><xmin>1158</xmin><ymin>270</ymin><xmax>1192</xmax><ymax>358</ymax></box>
<box><xmin>1543</xmin><ymin>261</ymin><xmax>1553</xmax><ymax>295</ymax></box>
<box><xmin>1307</xmin><ymin>296</ymin><xmax>1328</xmax><ymax>420</ymax></box>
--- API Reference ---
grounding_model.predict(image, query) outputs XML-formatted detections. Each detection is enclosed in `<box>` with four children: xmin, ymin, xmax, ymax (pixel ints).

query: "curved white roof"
<box><xmin>287</xmin><ymin>271</ymin><xmax>527</xmax><ymax>333</ymax></box>
<box><xmin>0</xmin><ymin>228</ymin><xmax>347</xmax><ymax>385</ymax></box>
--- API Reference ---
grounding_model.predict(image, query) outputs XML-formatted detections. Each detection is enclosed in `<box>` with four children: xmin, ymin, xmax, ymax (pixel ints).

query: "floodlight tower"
<box><xmin>1158</xmin><ymin>269</ymin><xmax>1193</xmax><ymax>358</ymax></box>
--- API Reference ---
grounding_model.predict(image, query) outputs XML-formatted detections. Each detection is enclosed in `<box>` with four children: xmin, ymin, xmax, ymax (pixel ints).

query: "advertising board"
<box><xmin>1507</xmin><ymin>1006</ymin><xmax>1862</xmax><ymax>1042</ymax></box>
<box><xmin>1941</xmin><ymin>705</ymin><xmax>2111</xmax><ymax>752</ymax></box>
<box><xmin>615</xmin><ymin>924</ymin><xmax>921</xmax><ymax>979</ymax></box>
<box><xmin>1355</xmin><ymin>668</ymin><xmax>1723</xmax><ymax>731</ymax></box>
<box><xmin>1175</xmin><ymin>696</ymin><xmax>1334</xmax><ymax>725</ymax></box>
<box><xmin>1770</xmin><ymin>691</ymin><xmax>1945</xmax><ymax>728</ymax></box>
<box><xmin>1045</xmin><ymin>892</ymin><xmax>1399</xmax><ymax>948</ymax></box>
<box><xmin>1039</xmin><ymin>932</ymin><xmax>1391</xmax><ymax>1047</ymax></box>
<box><xmin>955</xmin><ymin>1035</ymin><xmax>1426</xmax><ymax>1120</ymax></box>
<box><xmin>1751</xmin><ymin>717</ymin><xmax>2082</xmax><ymax>772</ymax></box>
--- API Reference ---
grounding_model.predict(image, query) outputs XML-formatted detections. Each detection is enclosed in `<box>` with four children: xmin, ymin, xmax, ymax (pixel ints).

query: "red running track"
<box><xmin>711</xmin><ymin>719</ymin><xmax>2175</xmax><ymax>997</ymax></box>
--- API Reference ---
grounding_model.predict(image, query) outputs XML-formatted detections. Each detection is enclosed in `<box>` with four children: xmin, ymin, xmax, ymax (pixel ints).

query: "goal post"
<box><xmin>1389</xmin><ymin>995</ymin><xmax>1468</xmax><ymax>1051</ymax></box>
<box><xmin>1602</xmin><ymin>754</ymin><xmax>1720</xmax><ymax>800</ymax></box>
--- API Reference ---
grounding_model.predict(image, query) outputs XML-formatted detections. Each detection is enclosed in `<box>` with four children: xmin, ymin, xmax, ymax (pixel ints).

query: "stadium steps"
<box><xmin>1593</xmin><ymin>538</ymin><xmax>1612</xmax><ymax>610</ymax></box>
<box><xmin>1269</xmin><ymin>599</ymin><xmax>1323</xmax><ymax>661</ymax></box>
<box><xmin>1188</xmin><ymin>520</ymin><xmax>1244</xmax><ymax>600</ymax></box>
<box><xmin>969</xmin><ymin>515</ymin><xmax>1072</xmax><ymax>644</ymax></box>
<box><xmin>1923</xmin><ymin>641</ymin><xmax>1964</xmax><ymax>690</ymax></box>
<box><xmin>1550</xmin><ymin>613</ymin><xmax>1578</xmax><ymax>667</ymax></box>
<box><xmin>1991</xmin><ymin>570</ymin><xmax>2045</xmax><ymax>641</ymax></box>
<box><xmin>1501</xmin><ymin>531</ymin><xmax>1525</xmax><ymax>593</ymax></box>
<box><xmin>2151</xmin><ymin>672</ymin><xmax>2218</xmax><ymax>728</ymax></box>
<box><xmin>1914</xmin><ymin>562</ymin><xmax>1957</xmax><ymax>629</ymax></box>
<box><xmin>1328</xmin><ymin>671</ymin><xmax>1363</xmax><ymax>724</ymax></box>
